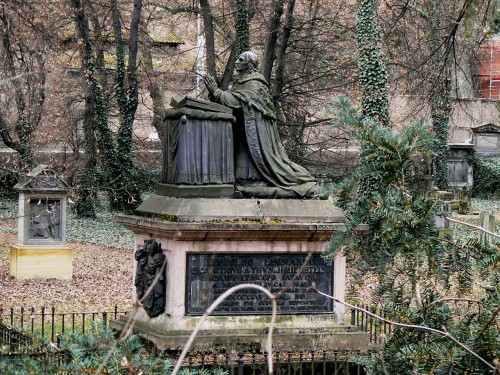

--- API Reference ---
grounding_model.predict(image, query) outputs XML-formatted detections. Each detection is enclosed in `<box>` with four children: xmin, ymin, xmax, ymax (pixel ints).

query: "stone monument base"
<box><xmin>10</xmin><ymin>245</ymin><xmax>73</xmax><ymax>280</ymax></box>
<box><xmin>111</xmin><ymin>313</ymin><xmax>369</xmax><ymax>353</ymax></box>
<box><xmin>112</xmin><ymin>196</ymin><xmax>369</xmax><ymax>353</ymax></box>
<box><xmin>156</xmin><ymin>183</ymin><xmax>235</xmax><ymax>198</ymax></box>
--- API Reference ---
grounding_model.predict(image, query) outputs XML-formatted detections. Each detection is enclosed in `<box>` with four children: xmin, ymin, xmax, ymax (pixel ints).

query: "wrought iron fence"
<box><xmin>0</xmin><ymin>305</ymin><xmax>385</xmax><ymax>374</ymax></box>
<box><xmin>0</xmin><ymin>305</ymin><xmax>125</xmax><ymax>343</ymax></box>
<box><xmin>0</xmin><ymin>322</ymin><xmax>32</xmax><ymax>352</ymax></box>
<box><xmin>349</xmin><ymin>306</ymin><xmax>394</xmax><ymax>347</ymax></box>
<box><xmin>176</xmin><ymin>349</ymin><xmax>368</xmax><ymax>375</ymax></box>
<box><xmin>1</xmin><ymin>305</ymin><xmax>393</xmax><ymax>347</ymax></box>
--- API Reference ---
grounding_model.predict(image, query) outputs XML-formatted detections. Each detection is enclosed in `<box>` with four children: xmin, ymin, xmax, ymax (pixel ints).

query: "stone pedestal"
<box><xmin>111</xmin><ymin>196</ymin><xmax>369</xmax><ymax>353</ymax></box>
<box><xmin>10</xmin><ymin>245</ymin><xmax>73</xmax><ymax>280</ymax></box>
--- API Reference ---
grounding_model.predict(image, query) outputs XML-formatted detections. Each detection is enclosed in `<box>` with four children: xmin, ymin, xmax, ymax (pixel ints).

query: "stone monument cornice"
<box><xmin>115</xmin><ymin>213</ymin><xmax>364</xmax><ymax>241</ymax></box>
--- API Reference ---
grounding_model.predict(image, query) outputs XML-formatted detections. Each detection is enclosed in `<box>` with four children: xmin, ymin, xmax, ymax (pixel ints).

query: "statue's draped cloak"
<box><xmin>212</xmin><ymin>72</ymin><xmax>317</xmax><ymax>198</ymax></box>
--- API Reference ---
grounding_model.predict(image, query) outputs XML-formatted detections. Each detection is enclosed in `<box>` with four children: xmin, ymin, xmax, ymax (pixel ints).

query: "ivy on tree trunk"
<box><xmin>70</xmin><ymin>0</ymin><xmax>112</xmax><ymax>217</ymax></box>
<box><xmin>356</xmin><ymin>0</ymin><xmax>390</xmax><ymax>200</ymax></box>
<box><xmin>356</xmin><ymin>0</ymin><xmax>389</xmax><ymax>128</ymax></box>
<box><xmin>235</xmin><ymin>0</ymin><xmax>250</xmax><ymax>55</ymax></box>
<box><xmin>70</xmin><ymin>0</ymin><xmax>143</xmax><ymax>215</ymax></box>
<box><xmin>110</xmin><ymin>0</ymin><xmax>143</xmax><ymax>212</ymax></box>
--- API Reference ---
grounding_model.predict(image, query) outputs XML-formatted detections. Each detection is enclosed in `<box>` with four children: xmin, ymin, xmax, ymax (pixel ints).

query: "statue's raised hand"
<box><xmin>203</xmin><ymin>74</ymin><xmax>218</xmax><ymax>94</ymax></box>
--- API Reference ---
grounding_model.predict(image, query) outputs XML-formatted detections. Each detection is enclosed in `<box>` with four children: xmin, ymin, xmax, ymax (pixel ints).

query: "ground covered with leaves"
<box><xmin>0</xmin><ymin>198</ymin><xmax>134</xmax><ymax>313</ymax></box>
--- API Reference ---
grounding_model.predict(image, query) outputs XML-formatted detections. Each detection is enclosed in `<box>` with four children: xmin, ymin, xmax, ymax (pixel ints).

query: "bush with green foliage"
<box><xmin>470</xmin><ymin>155</ymin><xmax>500</xmax><ymax>198</ymax></box>
<box><xmin>0</xmin><ymin>324</ymin><xmax>228</xmax><ymax>375</ymax></box>
<box><xmin>0</xmin><ymin>325</ymin><xmax>170</xmax><ymax>374</ymax></box>
<box><xmin>326</xmin><ymin>98</ymin><xmax>499</xmax><ymax>374</ymax></box>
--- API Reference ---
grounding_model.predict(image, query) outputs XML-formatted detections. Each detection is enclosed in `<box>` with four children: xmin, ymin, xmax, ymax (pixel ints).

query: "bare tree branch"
<box><xmin>445</xmin><ymin>216</ymin><xmax>500</xmax><ymax>239</ymax></box>
<box><xmin>314</xmin><ymin>285</ymin><xmax>498</xmax><ymax>372</ymax></box>
<box><xmin>172</xmin><ymin>284</ymin><xmax>277</xmax><ymax>375</ymax></box>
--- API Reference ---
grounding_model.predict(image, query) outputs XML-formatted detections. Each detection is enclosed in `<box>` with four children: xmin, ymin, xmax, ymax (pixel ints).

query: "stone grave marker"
<box><xmin>10</xmin><ymin>165</ymin><xmax>73</xmax><ymax>280</ymax></box>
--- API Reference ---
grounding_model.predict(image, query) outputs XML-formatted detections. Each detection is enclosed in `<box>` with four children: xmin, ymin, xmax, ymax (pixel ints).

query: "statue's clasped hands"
<box><xmin>203</xmin><ymin>74</ymin><xmax>218</xmax><ymax>94</ymax></box>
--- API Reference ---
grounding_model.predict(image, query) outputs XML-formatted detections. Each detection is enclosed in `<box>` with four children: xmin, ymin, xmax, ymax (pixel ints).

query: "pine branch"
<box><xmin>314</xmin><ymin>285</ymin><xmax>499</xmax><ymax>372</ymax></box>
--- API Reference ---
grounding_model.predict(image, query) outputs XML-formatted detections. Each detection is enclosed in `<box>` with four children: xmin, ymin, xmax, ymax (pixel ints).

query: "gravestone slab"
<box><xmin>472</xmin><ymin>123</ymin><xmax>500</xmax><ymax>156</ymax></box>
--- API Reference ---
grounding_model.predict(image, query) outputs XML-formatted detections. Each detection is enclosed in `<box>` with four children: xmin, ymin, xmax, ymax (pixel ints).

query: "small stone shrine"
<box><xmin>471</xmin><ymin>123</ymin><xmax>500</xmax><ymax>156</ymax></box>
<box><xmin>111</xmin><ymin>51</ymin><xmax>369</xmax><ymax>353</ymax></box>
<box><xmin>10</xmin><ymin>165</ymin><xmax>73</xmax><ymax>280</ymax></box>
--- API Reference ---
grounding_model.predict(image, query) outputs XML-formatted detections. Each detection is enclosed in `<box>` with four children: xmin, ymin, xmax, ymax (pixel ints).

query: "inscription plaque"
<box><xmin>186</xmin><ymin>253</ymin><xmax>333</xmax><ymax>315</ymax></box>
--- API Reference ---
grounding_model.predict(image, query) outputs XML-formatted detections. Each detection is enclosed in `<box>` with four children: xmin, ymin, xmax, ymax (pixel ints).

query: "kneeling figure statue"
<box><xmin>204</xmin><ymin>51</ymin><xmax>322</xmax><ymax>199</ymax></box>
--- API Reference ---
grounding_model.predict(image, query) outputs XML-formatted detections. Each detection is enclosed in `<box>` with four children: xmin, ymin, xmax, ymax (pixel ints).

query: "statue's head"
<box><xmin>146</xmin><ymin>239</ymin><xmax>158</xmax><ymax>254</ymax></box>
<box><xmin>235</xmin><ymin>51</ymin><xmax>259</xmax><ymax>73</ymax></box>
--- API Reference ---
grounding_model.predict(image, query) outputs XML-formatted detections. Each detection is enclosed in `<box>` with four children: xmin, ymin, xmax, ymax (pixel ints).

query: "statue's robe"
<box><xmin>211</xmin><ymin>72</ymin><xmax>317</xmax><ymax>198</ymax></box>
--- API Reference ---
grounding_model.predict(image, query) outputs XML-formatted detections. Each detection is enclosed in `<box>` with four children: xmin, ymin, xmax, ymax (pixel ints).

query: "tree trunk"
<box><xmin>220</xmin><ymin>43</ymin><xmax>237</xmax><ymax>90</ymax></box>
<box><xmin>199</xmin><ymin>0</ymin><xmax>217</xmax><ymax>79</ymax></box>
<box><xmin>72</xmin><ymin>94</ymin><xmax>98</xmax><ymax>218</ymax></box>
<box><xmin>70</xmin><ymin>0</ymin><xmax>116</xmax><ymax>216</ymax></box>
<box><xmin>356</xmin><ymin>0</ymin><xmax>390</xmax><ymax>127</ymax></box>
<box><xmin>141</xmin><ymin>30</ymin><xmax>166</xmax><ymax>140</ymax></box>
<box><xmin>272</xmin><ymin>0</ymin><xmax>295</xmax><ymax>101</ymax></box>
<box><xmin>426</xmin><ymin>0</ymin><xmax>456</xmax><ymax>190</ymax></box>
<box><xmin>111</xmin><ymin>0</ymin><xmax>143</xmax><ymax>211</ymax></box>
<box><xmin>87</xmin><ymin>1</ymin><xmax>109</xmax><ymax>90</ymax></box>
<box><xmin>355</xmin><ymin>0</ymin><xmax>390</xmax><ymax>200</ymax></box>
<box><xmin>0</xmin><ymin>10</ymin><xmax>40</xmax><ymax>169</ymax></box>
<box><xmin>261</xmin><ymin>0</ymin><xmax>285</xmax><ymax>82</ymax></box>
<box><xmin>235</xmin><ymin>0</ymin><xmax>250</xmax><ymax>55</ymax></box>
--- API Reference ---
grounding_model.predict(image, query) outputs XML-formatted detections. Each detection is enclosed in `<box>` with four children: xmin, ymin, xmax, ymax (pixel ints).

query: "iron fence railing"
<box><xmin>0</xmin><ymin>322</ymin><xmax>32</xmax><ymax>352</ymax></box>
<box><xmin>1</xmin><ymin>305</ymin><xmax>393</xmax><ymax>347</ymax></box>
<box><xmin>0</xmin><ymin>305</ymin><xmax>384</xmax><ymax>374</ymax></box>
<box><xmin>349</xmin><ymin>306</ymin><xmax>394</xmax><ymax>347</ymax></box>
<box><xmin>0</xmin><ymin>305</ymin><xmax>126</xmax><ymax>343</ymax></box>
<box><xmin>174</xmin><ymin>349</ymin><xmax>368</xmax><ymax>375</ymax></box>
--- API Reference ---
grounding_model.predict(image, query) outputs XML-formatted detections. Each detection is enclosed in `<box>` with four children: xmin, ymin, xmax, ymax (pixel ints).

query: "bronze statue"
<box><xmin>135</xmin><ymin>239</ymin><xmax>167</xmax><ymax>318</ymax></box>
<box><xmin>48</xmin><ymin>203</ymin><xmax>60</xmax><ymax>240</ymax></box>
<box><xmin>30</xmin><ymin>205</ymin><xmax>51</xmax><ymax>238</ymax></box>
<box><xmin>204</xmin><ymin>51</ymin><xmax>320</xmax><ymax>198</ymax></box>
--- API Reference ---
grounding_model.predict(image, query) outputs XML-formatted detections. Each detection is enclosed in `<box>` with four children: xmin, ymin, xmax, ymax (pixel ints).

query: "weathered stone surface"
<box><xmin>112</xmin><ymin>195</ymin><xmax>369</xmax><ymax>353</ymax></box>
<box><xmin>258</xmin><ymin>199</ymin><xmax>345</xmax><ymax>222</ymax></box>
<box><xmin>115</xmin><ymin>215</ymin><xmax>348</xmax><ymax>241</ymax></box>
<box><xmin>11</xmin><ymin>165</ymin><xmax>73</xmax><ymax>281</ymax></box>
<box><xmin>136</xmin><ymin>196</ymin><xmax>262</xmax><ymax>222</ymax></box>
<box><xmin>110</xmin><ymin>313</ymin><xmax>370</xmax><ymax>352</ymax></box>
<box><xmin>10</xmin><ymin>245</ymin><xmax>73</xmax><ymax>280</ymax></box>
<box><xmin>135</xmin><ymin>195</ymin><xmax>345</xmax><ymax>223</ymax></box>
<box><xmin>15</xmin><ymin>165</ymin><xmax>69</xmax><ymax>247</ymax></box>
<box><xmin>156</xmin><ymin>184</ymin><xmax>235</xmax><ymax>198</ymax></box>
